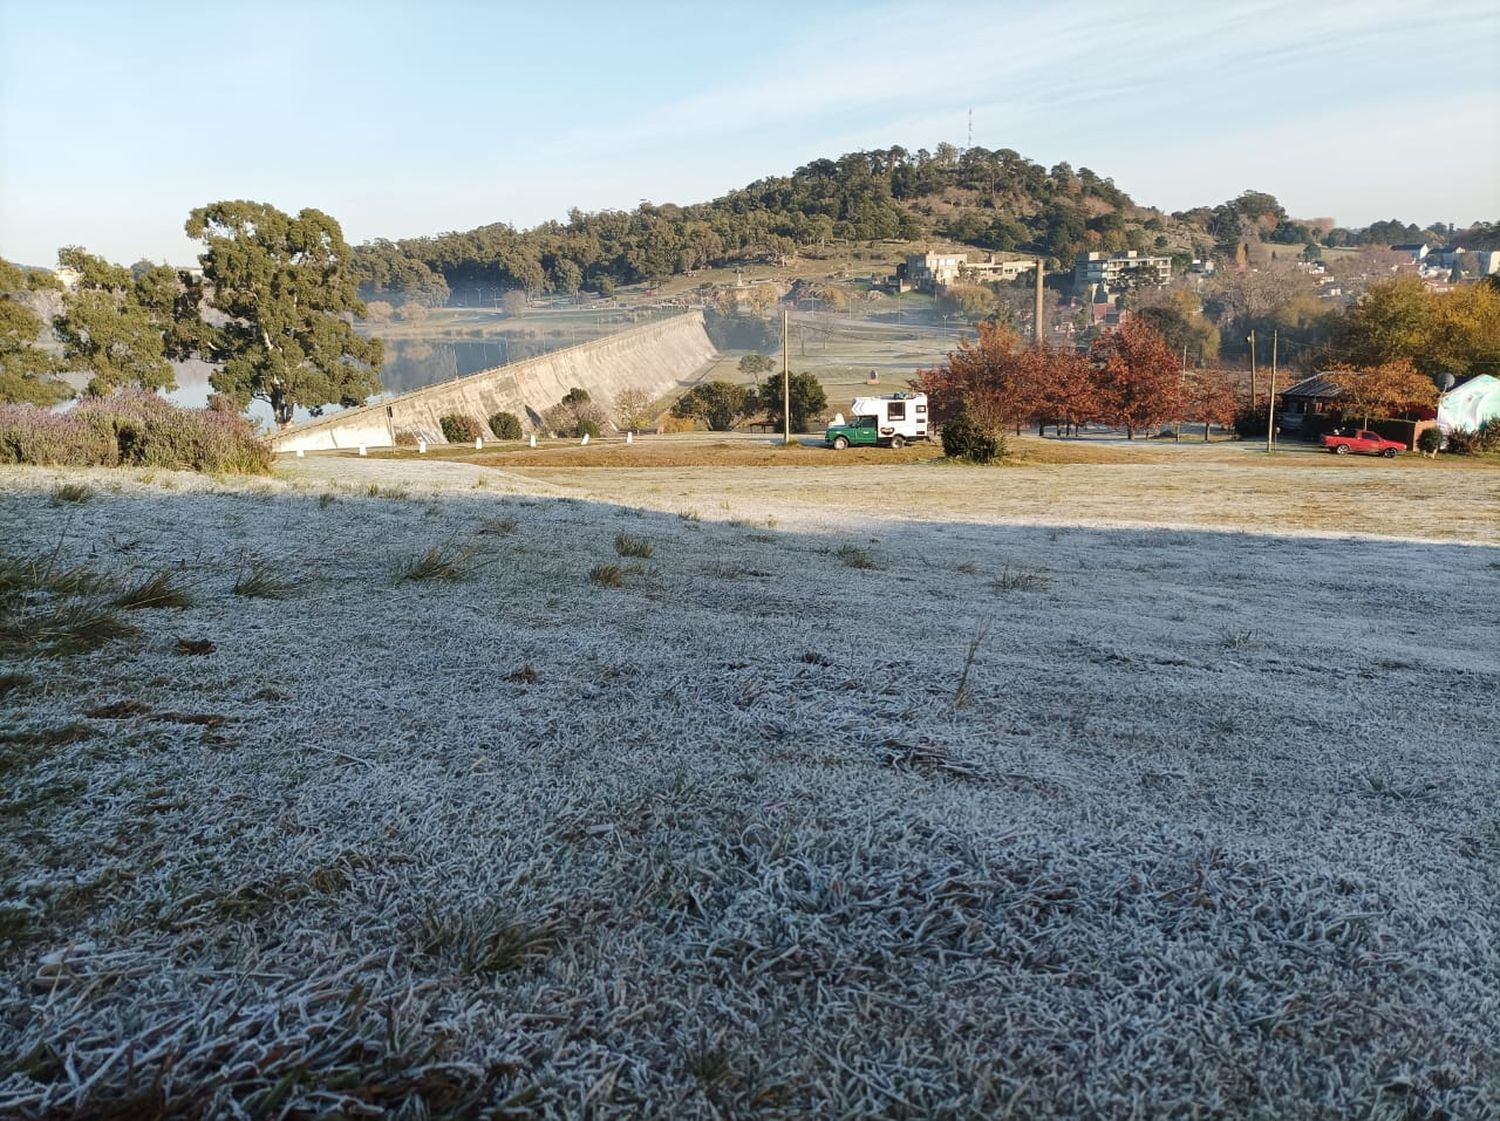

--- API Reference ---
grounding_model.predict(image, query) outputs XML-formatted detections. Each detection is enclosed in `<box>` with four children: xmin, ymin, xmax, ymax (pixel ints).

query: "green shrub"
<box><xmin>1417</xmin><ymin>426</ymin><xmax>1443</xmax><ymax>456</ymax></box>
<box><xmin>577</xmin><ymin>417</ymin><xmax>601</xmax><ymax>439</ymax></box>
<box><xmin>941</xmin><ymin>411</ymin><xmax>1004</xmax><ymax>463</ymax></box>
<box><xmin>488</xmin><ymin>411</ymin><xmax>523</xmax><ymax>440</ymax></box>
<box><xmin>1233</xmin><ymin>403</ymin><xmax>1270</xmax><ymax>439</ymax></box>
<box><xmin>1444</xmin><ymin>420</ymin><xmax>1500</xmax><ymax>455</ymax></box>
<box><xmin>439</xmin><ymin>413</ymin><xmax>482</xmax><ymax>444</ymax></box>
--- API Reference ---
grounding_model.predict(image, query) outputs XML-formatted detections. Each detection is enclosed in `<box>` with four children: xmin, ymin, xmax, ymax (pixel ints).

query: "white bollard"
<box><xmin>475</xmin><ymin>436</ymin><xmax>483</xmax><ymax>449</ymax></box>
<box><xmin>581</xmin><ymin>432</ymin><xmax>590</xmax><ymax>446</ymax></box>
<box><xmin>417</xmin><ymin>439</ymin><xmax>427</xmax><ymax>454</ymax></box>
<box><xmin>296</xmin><ymin>449</ymin><xmax>305</xmax><ymax>458</ymax></box>
<box><xmin>529</xmin><ymin>433</ymin><xmax>537</xmax><ymax>448</ymax></box>
<box><xmin>626</xmin><ymin>431</ymin><xmax>634</xmax><ymax>446</ymax></box>
<box><xmin>358</xmin><ymin>444</ymin><xmax>367</xmax><ymax>456</ymax></box>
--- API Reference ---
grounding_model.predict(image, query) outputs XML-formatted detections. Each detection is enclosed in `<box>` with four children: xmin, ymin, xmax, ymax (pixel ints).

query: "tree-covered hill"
<box><xmin>352</xmin><ymin>143</ymin><xmax>1484</xmax><ymax>307</ymax></box>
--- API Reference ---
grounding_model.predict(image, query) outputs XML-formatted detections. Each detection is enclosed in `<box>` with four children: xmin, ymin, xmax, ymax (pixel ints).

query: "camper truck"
<box><xmin>825</xmin><ymin>392</ymin><xmax>930</xmax><ymax>449</ymax></box>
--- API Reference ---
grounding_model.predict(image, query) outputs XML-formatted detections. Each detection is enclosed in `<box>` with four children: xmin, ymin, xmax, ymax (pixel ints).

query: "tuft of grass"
<box><xmin>0</xmin><ymin>556</ymin><xmax>105</xmax><ymax>602</ymax></box>
<box><xmin>6</xmin><ymin>603</ymin><xmax>140</xmax><ymax>657</ymax></box>
<box><xmin>85</xmin><ymin>699</ymin><xmax>151</xmax><ymax>719</ymax></box>
<box><xmin>1220</xmin><ymin>627</ymin><xmax>1257</xmax><ymax>650</ymax></box>
<box><xmin>677</xmin><ymin>509</ymin><xmax>701</xmax><ymax>522</ymax></box>
<box><xmin>614</xmin><ymin>533</ymin><xmax>654</xmax><ymax>559</ymax></box>
<box><xmin>233</xmin><ymin>563</ymin><xmax>293</xmax><ymax>599</ymax></box>
<box><xmin>396</xmin><ymin>541</ymin><xmax>486</xmax><ymax>583</ymax></box>
<box><xmin>835</xmin><ymin>544</ymin><xmax>879</xmax><ymax>570</ymax></box>
<box><xmin>0</xmin><ymin>672</ymin><xmax>33</xmax><ymax>699</ymax></box>
<box><xmin>50</xmin><ymin>482</ymin><xmax>93</xmax><ymax>505</ymax></box>
<box><xmin>318</xmin><ymin>492</ymin><xmax>336</xmax><ymax>508</ymax></box>
<box><xmin>506</xmin><ymin>664</ymin><xmax>539</xmax><ymax>684</ymax></box>
<box><xmin>589</xmin><ymin>563</ymin><xmax>624</xmax><ymax>588</ymax></box>
<box><xmin>114</xmin><ymin>570</ymin><xmax>192</xmax><ymax>611</ymax></box>
<box><xmin>954</xmin><ymin>617</ymin><xmax>992</xmax><ymax>709</ymax></box>
<box><xmin>991</xmin><ymin>565</ymin><xmax>1051</xmax><ymax>592</ymax></box>
<box><xmin>683</xmin><ymin>1033</ymin><xmax>740</xmax><ymax>1092</ymax></box>
<box><xmin>480</xmin><ymin>516</ymin><xmax>519</xmax><ymax>535</ymax></box>
<box><xmin>366</xmin><ymin>483</ymin><xmax>410</xmax><ymax>500</ymax></box>
<box><xmin>0</xmin><ymin>722</ymin><xmax>97</xmax><ymax>750</ymax></box>
<box><xmin>416</xmin><ymin>907</ymin><xmax>563</xmax><ymax>976</ymax></box>
<box><xmin>174</xmin><ymin>637</ymin><xmax>216</xmax><ymax>656</ymax></box>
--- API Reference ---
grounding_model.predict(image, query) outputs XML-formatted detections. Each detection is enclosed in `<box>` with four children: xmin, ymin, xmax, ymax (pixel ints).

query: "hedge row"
<box><xmin>0</xmin><ymin>391</ymin><xmax>271</xmax><ymax>474</ymax></box>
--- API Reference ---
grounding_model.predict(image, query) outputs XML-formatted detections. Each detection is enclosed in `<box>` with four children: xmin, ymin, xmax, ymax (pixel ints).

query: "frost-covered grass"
<box><xmin>0</xmin><ymin>462</ymin><xmax>1497</xmax><ymax>1119</ymax></box>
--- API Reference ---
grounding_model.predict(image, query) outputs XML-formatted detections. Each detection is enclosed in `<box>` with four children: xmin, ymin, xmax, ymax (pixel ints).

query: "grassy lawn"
<box><xmin>2</xmin><ymin>451</ymin><xmax>1495</xmax><ymax>1117</ymax></box>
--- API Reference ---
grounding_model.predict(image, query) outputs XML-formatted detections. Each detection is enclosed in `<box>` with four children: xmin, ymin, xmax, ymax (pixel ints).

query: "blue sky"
<box><xmin>2</xmin><ymin>0</ymin><xmax>1496</xmax><ymax>267</ymax></box>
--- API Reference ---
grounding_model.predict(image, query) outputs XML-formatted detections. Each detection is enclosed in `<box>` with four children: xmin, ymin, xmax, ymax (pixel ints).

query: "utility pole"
<box><xmin>1033</xmin><ymin>258</ymin><xmax>1045</xmax><ymax>347</ymax></box>
<box><xmin>1266</xmin><ymin>329</ymin><xmax>1278</xmax><ymax>454</ymax></box>
<box><xmin>1178</xmin><ymin>345</ymin><xmax>1187</xmax><ymax>442</ymax></box>
<box><xmin>782</xmin><ymin>308</ymin><xmax>791</xmax><ymax>447</ymax></box>
<box><xmin>1247</xmin><ymin>329</ymin><xmax>1258</xmax><ymax>411</ymax></box>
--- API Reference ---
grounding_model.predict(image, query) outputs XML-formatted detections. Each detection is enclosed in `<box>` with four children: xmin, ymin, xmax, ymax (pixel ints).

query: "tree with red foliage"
<box><xmin>1030</xmin><ymin>346</ymin><xmax>1098</xmax><ymax>436</ymax></box>
<box><xmin>1327</xmin><ymin>360</ymin><xmax>1438</xmax><ymax>428</ymax></box>
<box><xmin>1182</xmin><ymin>369</ymin><xmax>1239</xmax><ymax>440</ymax></box>
<box><xmin>912</xmin><ymin>321</ymin><xmax>1038</xmax><ymax>434</ymax></box>
<box><xmin>1089</xmin><ymin>317</ymin><xmax>1185</xmax><ymax>438</ymax></box>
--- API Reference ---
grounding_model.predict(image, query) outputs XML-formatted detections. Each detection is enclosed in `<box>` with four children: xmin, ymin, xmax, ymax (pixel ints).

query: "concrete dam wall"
<box><xmin>270</xmin><ymin>311</ymin><xmax>717</xmax><ymax>452</ymax></box>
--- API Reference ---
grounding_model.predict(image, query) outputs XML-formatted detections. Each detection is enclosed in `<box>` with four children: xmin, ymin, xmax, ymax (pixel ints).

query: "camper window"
<box><xmin>915</xmin><ymin>404</ymin><xmax>926</xmax><ymax>414</ymax></box>
<box><xmin>888</xmin><ymin>402</ymin><xmax>906</xmax><ymax>420</ymax></box>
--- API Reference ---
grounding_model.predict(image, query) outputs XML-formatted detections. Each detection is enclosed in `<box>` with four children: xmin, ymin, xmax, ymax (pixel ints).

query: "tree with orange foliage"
<box><xmin>1030</xmin><ymin>346</ymin><xmax>1098</xmax><ymax>436</ymax></box>
<box><xmin>1327</xmin><ymin>360</ymin><xmax>1438</xmax><ymax>427</ymax></box>
<box><xmin>912</xmin><ymin>321</ymin><xmax>1039</xmax><ymax>434</ymax></box>
<box><xmin>1181</xmin><ymin>369</ymin><xmax>1239</xmax><ymax>440</ymax></box>
<box><xmin>1088</xmin><ymin>317</ymin><xmax>1184</xmax><ymax>438</ymax></box>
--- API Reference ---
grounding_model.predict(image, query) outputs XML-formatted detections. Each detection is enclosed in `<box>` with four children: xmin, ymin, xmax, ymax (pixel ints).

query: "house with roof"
<box><xmin>1391</xmin><ymin>243</ymin><xmax>1429</xmax><ymax>263</ymax></box>
<box><xmin>1276</xmin><ymin>371</ymin><xmax>1439</xmax><ymax>448</ymax></box>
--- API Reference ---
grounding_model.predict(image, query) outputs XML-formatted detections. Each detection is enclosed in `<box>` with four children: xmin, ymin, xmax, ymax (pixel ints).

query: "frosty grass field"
<box><xmin>1</xmin><ymin>446</ymin><xmax>1497</xmax><ymax>1119</ymax></box>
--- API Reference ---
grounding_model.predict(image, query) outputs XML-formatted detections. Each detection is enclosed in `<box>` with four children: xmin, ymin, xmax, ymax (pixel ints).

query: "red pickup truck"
<box><xmin>1322</xmin><ymin>429</ymin><xmax>1405</xmax><ymax>457</ymax></box>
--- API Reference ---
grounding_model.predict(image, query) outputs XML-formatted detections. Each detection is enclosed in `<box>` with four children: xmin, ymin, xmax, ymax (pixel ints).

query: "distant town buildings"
<box><xmin>1073</xmin><ymin>250</ymin><xmax>1171</xmax><ymax>295</ymax></box>
<box><xmin>896</xmin><ymin>251</ymin><xmax>1037</xmax><ymax>293</ymax></box>
<box><xmin>902</xmin><ymin>252</ymin><xmax>968</xmax><ymax>291</ymax></box>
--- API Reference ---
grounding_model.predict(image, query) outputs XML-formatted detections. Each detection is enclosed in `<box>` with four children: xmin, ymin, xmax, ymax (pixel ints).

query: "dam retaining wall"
<box><xmin>271</xmin><ymin>310</ymin><xmax>717</xmax><ymax>452</ymax></box>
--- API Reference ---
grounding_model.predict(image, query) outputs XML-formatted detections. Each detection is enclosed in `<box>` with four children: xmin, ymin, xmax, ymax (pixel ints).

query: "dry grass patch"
<box><xmin>614</xmin><ymin>532</ymin><xmax>654</xmax><ymax>558</ymax></box>
<box><xmin>589</xmin><ymin>562</ymin><xmax>625</xmax><ymax>588</ymax></box>
<box><xmin>113</xmin><ymin>570</ymin><xmax>192</xmax><ymax>611</ymax></box>
<box><xmin>232</xmin><ymin>563</ymin><xmax>294</xmax><ymax>599</ymax></box>
<box><xmin>835</xmin><ymin>544</ymin><xmax>879</xmax><ymax>570</ymax></box>
<box><xmin>396</xmin><ymin>540</ymin><xmax>487</xmax><ymax>583</ymax></box>
<box><xmin>49</xmin><ymin>482</ymin><xmax>93</xmax><ymax>505</ymax></box>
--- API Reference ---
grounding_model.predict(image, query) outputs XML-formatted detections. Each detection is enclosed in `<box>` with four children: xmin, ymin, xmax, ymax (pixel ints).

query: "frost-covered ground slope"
<box><xmin>1</xmin><ymin>460</ymin><xmax>1497</xmax><ymax>1119</ymax></box>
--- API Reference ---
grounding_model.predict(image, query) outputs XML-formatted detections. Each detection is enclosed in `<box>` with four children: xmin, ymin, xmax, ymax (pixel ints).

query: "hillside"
<box><xmin>351</xmin><ymin>143</ymin><xmax>1489</xmax><ymax>307</ymax></box>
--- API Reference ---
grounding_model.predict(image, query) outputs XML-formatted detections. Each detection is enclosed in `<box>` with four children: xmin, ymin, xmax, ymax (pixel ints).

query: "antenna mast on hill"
<box><xmin>967</xmin><ymin>108</ymin><xmax>973</xmax><ymax>149</ymax></box>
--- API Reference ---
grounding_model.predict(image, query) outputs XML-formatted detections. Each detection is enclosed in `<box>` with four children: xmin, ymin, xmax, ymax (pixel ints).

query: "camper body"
<box><xmin>825</xmin><ymin>392</ymin><xmax>930</xmax><ymax>449</ymax></box>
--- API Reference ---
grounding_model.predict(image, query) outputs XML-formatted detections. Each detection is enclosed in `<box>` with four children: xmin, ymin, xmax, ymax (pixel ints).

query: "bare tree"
<box><xmin>613</xmin><ymin>387</ymin><xmax>655</xmax><ymax>432</ymax></box>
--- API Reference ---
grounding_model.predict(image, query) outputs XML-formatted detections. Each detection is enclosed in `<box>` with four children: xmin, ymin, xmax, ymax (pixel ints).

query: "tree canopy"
<box><xmin>183</xmin><ymin>202</ymin><xmax>382</xmax><ymax>427</ymax></box>
<box><xmin>1333</xmin><ymin>278</ymin><xmax>1500</xmax><ymax>380</ymax></box>
<box><xmin>52</xmin><ymin>247</ymin><xmax>183</xmax><ymax>396</ymax></box>
<box><xmin>0</xmin><ymin>259</ymin><xmax>70</xmax><ymax>406</ymax></box>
